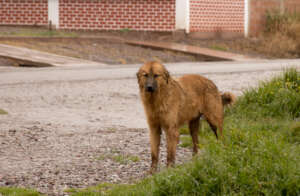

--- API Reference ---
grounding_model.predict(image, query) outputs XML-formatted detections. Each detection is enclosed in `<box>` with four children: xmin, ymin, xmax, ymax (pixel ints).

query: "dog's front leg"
<box><xmin>166</xmin><ymin>128</ymin><xmax>179</xmax><ymax>167</ymax></box>
<box><xmin>149</xmin><ymin>124</ymin><xmax>161</xmax><ymax>174</ymax></box>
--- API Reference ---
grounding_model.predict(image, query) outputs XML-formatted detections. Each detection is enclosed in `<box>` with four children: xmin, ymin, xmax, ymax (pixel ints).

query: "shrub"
<box><xmin>262</xmin><ymin>11</ymin><xmax>300</xmax><ymax>57</ymax></box>
<box><xmin>230</xmin><ymin>68</ymin><xmax>300</xmax><ymax>119</ymax></box>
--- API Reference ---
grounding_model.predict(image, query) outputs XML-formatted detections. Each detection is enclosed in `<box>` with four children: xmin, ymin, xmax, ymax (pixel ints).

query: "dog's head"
<box><xmin>136</xmin><ymin>61</ymin><xmax>170</xmax><ymax>93</ymax></box>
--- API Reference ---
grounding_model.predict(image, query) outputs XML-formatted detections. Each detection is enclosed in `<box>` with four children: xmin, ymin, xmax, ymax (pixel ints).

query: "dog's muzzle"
<box><xmin>146</xmin><ymin>85</ymin><xmax>155</xmax><ymax>92</ymax></box>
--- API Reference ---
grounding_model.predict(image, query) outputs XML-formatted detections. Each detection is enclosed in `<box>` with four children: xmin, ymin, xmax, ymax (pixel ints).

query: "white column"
<box><xmin>186</xmin><ymin>0</ymin><xmax>190</xmax><ymax>34</ymax></box>
<box><xmin>176</xmin><ymin>0</ymin><xmax>189</xmax><ymax>33</ymax></box>
<box><xmin>244</xmin><ymin>0</ymin><xmax>249</xmax><ymax>37</ymax></box>
<box><xmin>48</xmin><ymin>0</ymin><xmax>59</xmax><ymax>28</ymax></box>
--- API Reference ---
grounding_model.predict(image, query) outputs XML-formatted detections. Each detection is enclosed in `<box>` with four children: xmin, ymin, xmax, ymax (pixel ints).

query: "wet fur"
<box><xmin>137</xmin><ymin>61</ymin><xmax>234</xmax><ymax>173</ymax></box>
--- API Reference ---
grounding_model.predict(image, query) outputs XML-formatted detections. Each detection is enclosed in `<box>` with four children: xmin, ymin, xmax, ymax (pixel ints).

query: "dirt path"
<box><xmin>0</xmin><ymin>62</ymin><xmax>292</xmax><ymax>195</ymax></box>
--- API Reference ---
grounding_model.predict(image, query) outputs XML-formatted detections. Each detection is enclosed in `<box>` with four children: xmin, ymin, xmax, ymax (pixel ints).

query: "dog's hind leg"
<box><xmin>188</xmin><ymin>117</ymin><xmax>200</xmax><ymax>155</ymax></box>
<box><xmin>149</xmin><ymin>125</ymin><xmax>162</xmax><ymax>173</ymax></box>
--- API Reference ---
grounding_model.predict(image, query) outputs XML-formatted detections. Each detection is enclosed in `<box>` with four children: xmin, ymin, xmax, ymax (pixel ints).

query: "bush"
<box><xmin>262</xmin><ymin>11</ymin><xmax>300</xmax><ymax>57</ymax></box>
<box><xmin>231</xmin><ymin>68</ymin><xmax>300</xmax><ymax>119</ymax></box>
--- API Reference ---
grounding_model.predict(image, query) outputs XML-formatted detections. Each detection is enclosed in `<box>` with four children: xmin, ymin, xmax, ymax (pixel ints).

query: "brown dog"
<box><xmin>136</xmin><ymin>61</ymin><xmax>234</xmax><ymax>173</ymax></box>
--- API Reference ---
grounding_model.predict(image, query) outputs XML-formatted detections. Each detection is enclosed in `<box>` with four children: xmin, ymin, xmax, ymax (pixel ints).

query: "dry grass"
<box><xmin>259</xmin><ymin>11</ymin><xmax>300</xmax><ymax>58</ymax></box>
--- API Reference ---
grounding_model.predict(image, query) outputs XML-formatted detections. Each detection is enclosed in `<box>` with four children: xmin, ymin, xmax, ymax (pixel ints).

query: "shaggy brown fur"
<box><xmin>137</xmin><ymin>61</ymin><xmax>234</xmax><ymax>173</ymax></box>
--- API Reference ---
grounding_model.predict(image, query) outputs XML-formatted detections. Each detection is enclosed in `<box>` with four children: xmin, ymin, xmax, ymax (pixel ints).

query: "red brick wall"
<box><xmin>59</xmin><ymin>0</ymin><xmax>176</xmax><ymax>31</ymax></box>
<box><xmin>249</xmin><ymin>0</ymin><xmax>300</xmax><ymax>36</ymax></box>
<box><xmin>250</xmin><ymin>0</ymin><xmax>280</xmax><ymax>36</ymax></box>
<box><xmin>190</xmin><ymin>0</ymin><xmax>244</xmax><ymax>34</ymax></box>
<box><xmin>0</xmin><ymin>0</ymin><xmax>48</xmax><ymax>25</ymax></box>
<box><xmin>283</xmin><ymin>0</ymin><xmax>300</xmax><ymax>13</ymax></box>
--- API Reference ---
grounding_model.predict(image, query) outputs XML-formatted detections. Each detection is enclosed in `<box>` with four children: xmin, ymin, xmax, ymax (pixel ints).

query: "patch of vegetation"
<box><xmin>119</xmin><ymin>28</ymin><xmax>131</xmax><ymax>33</ymax></box>
<box><xmin>229</xmin><ymin>68</ymin><xmax>300</xmax><ymax>119</ymax></box>
<box><xmin>112</xmin><ymin>154</ymin><xmax>140</xmax><ymax>164</ymax></box>
<box><xmin>179</xmin><ymin>135</ymin><xmax>192</xmax><ymax>148</ymax></box>
<box><xmin>65</xmin><ymin>183</ymin><xmax>116</xmax><ymax>196</ymax></box>
<box><xmin>0</xmin><ymin>28</ymin><xmax>78</xmax><ymax>37</ymax></box>
<box><xmin>96</xmin><ymin>152</ymin><xmax>140</xmax><ymax>164</ymax></box>
<box><xmin>259</xmin><ymin>11</ymin><xmax>300</xmax><ymax>58</ymax></box>
<box><xmin>0</xmin><ymin>108</ymin><xmax>8</xmax><ymax>115</ymax></box>
<box><xmin>209</xmin><ymin>44</ymin><xmax>228</xmax><ymax>51</ymax></box>
<box><xmin>179</xmin><ymin>126</ymin><xmax>189</xmax><ymax>135</ymax></box>
<box><xmin>70</xmin><ymin>68</ymin><xmax>300</xmax><ymax>196</ymax></box>
<box><xmin>0</xmin><ymin>187</ymin><xmax>42</xmax><ymax>196</ymax></box>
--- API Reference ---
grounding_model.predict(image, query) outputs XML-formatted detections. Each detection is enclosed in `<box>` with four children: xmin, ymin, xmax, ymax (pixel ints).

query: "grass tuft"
<box><xmin>0</xmin><ymin>187</ymin><xmax>42</xmax><ymax>196</ymax></box>
<box><xmin>0</xmin><ymin>108</ymin><xmax>8</xmax><ymax>115</ymax></box>
<box><xmin>0</xmin><ymin>28</ymin><xmax>78</xmax><ymax>37</ymax></box>
<box><xmin>228</xmin><ymin>68</ymin><xmax>300</xmax><ymax>119</ymax></box>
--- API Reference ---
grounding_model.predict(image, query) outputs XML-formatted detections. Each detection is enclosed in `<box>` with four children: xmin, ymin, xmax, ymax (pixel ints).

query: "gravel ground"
<box><xmin>0</xmin><ymin>60</ymin><xmax>286</xmax><ymax>195</ymax></box>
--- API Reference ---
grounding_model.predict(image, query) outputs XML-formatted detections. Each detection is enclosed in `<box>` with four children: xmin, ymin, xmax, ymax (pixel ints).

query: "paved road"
<box><xmin>1</xmin><ymin>59</ymin><xmax>300</xmax><ymax>85</ymax></box>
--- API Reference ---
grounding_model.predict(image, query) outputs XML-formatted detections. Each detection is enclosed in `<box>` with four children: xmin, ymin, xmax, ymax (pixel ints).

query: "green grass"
<box><xmin>209</xmin><ymin>44</ymin><xmax>228</xmax><ymax>52</ymax></box>
<box><xmin>0</xmin><ymin>108</ymin><xmax>8</xmax><ymax>115</ymax></box>
<box><xmin>230</xmin><ymin>68</ymin><xmax>300</xmax><ymax>119</ymax></box>
<box><xmin>0</xmin><ymin>187</ymin><xmax>42</xmax><ymax>196</ymax></box>
<box><xmin>0</xmin><ymin>28</ymin><xmax>78</xmax><ymax>37</ymax></box>
<box><xmin>111</xmin><ymin>154</ymin><xmax>140</xmax><ymax>164</ymax></box>
<box><xmin>68</xmin><ymin>68</ymin><xmax>300</xmax><ymax>196</ymax></box>
<box><xmin>96</xmin><ymin>152</ymin><xmax>140</xmax><ymax>164</ymax></box>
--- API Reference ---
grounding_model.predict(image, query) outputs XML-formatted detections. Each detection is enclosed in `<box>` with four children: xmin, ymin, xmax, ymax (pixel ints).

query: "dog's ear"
<box><xmin>136</xmin><ymin>71</ymin><xmax>140</xmax><ymax>83</ymax></box>
<box><xmin>163</xmin><ymin>69</ymin><xmax>170</xmax><ymax>84</ymax></box>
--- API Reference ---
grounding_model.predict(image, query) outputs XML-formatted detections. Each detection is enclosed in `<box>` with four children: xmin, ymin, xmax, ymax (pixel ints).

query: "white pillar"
<box><xmin>244</xmin><ymin>0</ymin><xmax>249</xmax><ymax>37</ymax></box>
<box><xmin>186</xmin><ymin>0</ymin><xmax>190</xmax><ymax>34</ymax></box>
<box><xmin>48</xmin><ymin>0</ymin><xmax>59</xmax><ymax>28</ymax></box>
<box><xmin>176</xmin><ymin>0</ymin><xmax>189</xmax><ymax>33</ymax></box>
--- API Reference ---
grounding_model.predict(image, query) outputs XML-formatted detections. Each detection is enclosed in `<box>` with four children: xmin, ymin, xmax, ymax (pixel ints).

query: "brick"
<box><xmin>190</xmin><ymin>0</ymin><xmax>244</xmax><ymax>33</ymax></box>
<box><xmin>59</xmin><ymin>0</ymin><xmax>175</xmax><ymax>31</ymax></box>
<box><xmin>0</xmin><ymin>0</ymin><xmax>48</xmax><ymax>25</ymax></box>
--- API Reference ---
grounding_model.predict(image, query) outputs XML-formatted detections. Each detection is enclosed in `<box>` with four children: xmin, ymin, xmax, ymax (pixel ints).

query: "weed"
<box><xmin>288</xmin><ymin>121</ymin><xmax>300</xmax><ymax>144</ymax></box>
<box><xmin>179</xmin><ymin>126</ymin><xmax>189</xmax><ymax>135</ymax></box>
<box><xmin>0</xmin><ymin>187</ymin><xmax>42</xmax><ymax>196</ymax></box>
<box><xmin>229</xmin><ymin>68</ymin><xmax>300</xmax><ymax>119</ymax></box>
<box><xmin>0</xmin><ymin>28</ymin><xmax>78</xmax><ymax>37</ymax></box>
<box><xmin>261</xmin><ymin>11</ymin><xmax>300</xmax><ymax>57</ymax></box>
<box><xmin>120</xmin><ymin>28</ymin><xmax>131</xmax><ymax>33</ymax></box>
<box><xmin>65</xmin><ymin>183</ymin><xmax>116</xmax><ymax>196</ymax></box>
<box><xmin>179</xmin><ymin>135</ymin><xmax>192</xmax><ymax>148</ymax></box>
<box><xmin>0</xmin><ymin>108</ymin><xmax>8</xmax><ymax>115</ymax></box>
<box><xmin>209</xmin><ymin>44</ymin><xmax>228</xmax><ymax>51</ymax></box>
<box><xmin>112</xmin><ymin>154</ymin><xmax>140</xmax><ymax>164</ymax></box>
<box><xmin>96</xmin><ymin>154</ymin><xmax>108</xmax><ymax>161</ymax></box>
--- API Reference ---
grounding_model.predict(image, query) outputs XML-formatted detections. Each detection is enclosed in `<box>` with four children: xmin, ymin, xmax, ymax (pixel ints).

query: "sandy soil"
<box><xmin>0</xmin><ymin>60</ymin><xmax>283</xmax><ymax>195</ymax></box>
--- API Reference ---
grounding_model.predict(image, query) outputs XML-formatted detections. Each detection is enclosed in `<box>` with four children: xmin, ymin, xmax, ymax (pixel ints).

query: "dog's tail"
<box><xmin>221</xmin><ymin>92</ymin><xmax>236</xmax><ymax>106</ymax></box>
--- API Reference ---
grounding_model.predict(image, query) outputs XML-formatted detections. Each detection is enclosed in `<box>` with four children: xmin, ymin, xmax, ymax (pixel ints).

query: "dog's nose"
<box><xmin>146</xmin><ymin>86</ymin><xmax>154</xmax><ymax>92</ymax></box>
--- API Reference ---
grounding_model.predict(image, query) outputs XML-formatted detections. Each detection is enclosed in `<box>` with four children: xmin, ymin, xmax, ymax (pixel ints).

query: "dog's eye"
<box><xmin>143</xmin><ymin>73</ymin><xmax>148</xmax><ymax>77</ymax></box>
